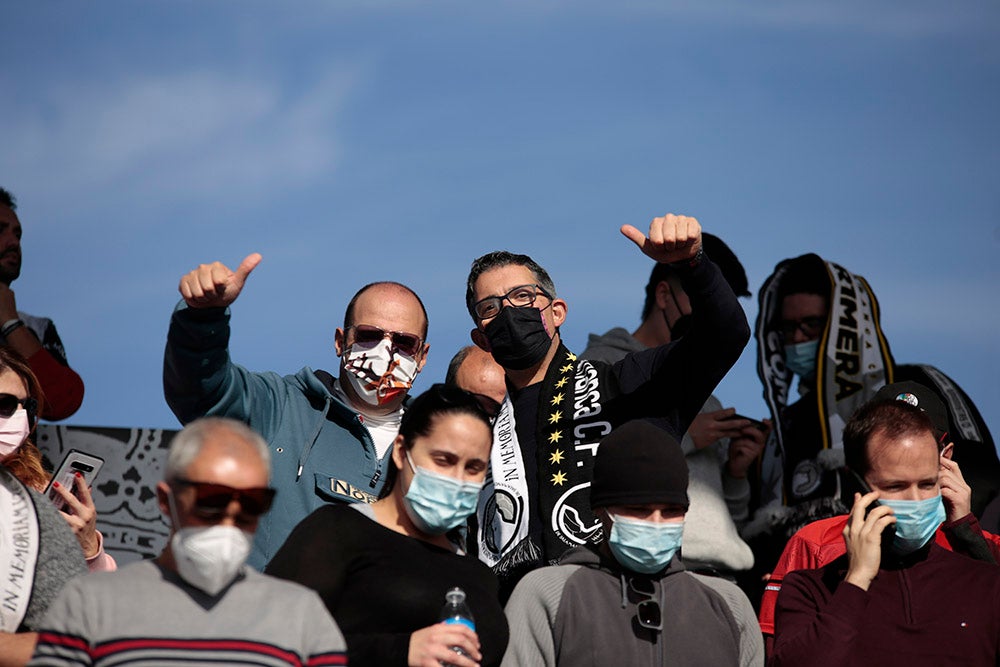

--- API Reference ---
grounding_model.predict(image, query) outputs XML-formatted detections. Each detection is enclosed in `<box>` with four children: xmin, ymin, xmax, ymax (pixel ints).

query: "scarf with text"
<box><xmin>0</xmin><ymin>466</ymin><xmax>40</xmax><ymax>632</ymax></box>
<box><xmin>756</xmin><ymin>254</ymin><xmax>894</xmax><ymax>504</ymax></box>
<box><xmin>476</xmin><ymin>345</ymin><xmax>612</xmax><ymax>574</ymax></box>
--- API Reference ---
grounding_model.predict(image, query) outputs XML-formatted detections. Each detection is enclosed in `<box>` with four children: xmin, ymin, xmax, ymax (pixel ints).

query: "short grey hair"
<box><xmin>164</xmin><ymin>417</ymin><xmax>270</xmax><ymax>482</ymax></box>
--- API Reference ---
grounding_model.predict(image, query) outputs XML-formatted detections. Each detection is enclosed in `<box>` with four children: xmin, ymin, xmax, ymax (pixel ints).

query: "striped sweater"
<box><xmin>28</xmin><ymin>560</ymin><xmax>347</xmax><ymax>667</ymax></box>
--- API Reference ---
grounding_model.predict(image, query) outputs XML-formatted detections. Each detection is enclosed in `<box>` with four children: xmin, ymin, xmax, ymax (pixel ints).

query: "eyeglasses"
<box><xmin>0</xmin><ymin>393</ymin><xmax>38</xmax><ymax>425</ymax></box>
<box><xmin>778</xmin><ymin>316</ymin><xmax>825</xmax><ymax>340</ymax></box>
<box><xmin>628</xmin><ymin>577</ymin><xmax>663</xmax><ymax>632</ymax></box>
<box><xmin>472</xmin><ymin>284</ymin><xmax>551</xmax><ymax>321</ymax></box>
<box><xmin>171</xmin><ymin>477</ymin><xmax>276</xmax><ymax>522</ymax></box>
<box><xmin>346</xmin><ymin>324</ymin><xmax>424</xmax><ymax>357</ymax></box>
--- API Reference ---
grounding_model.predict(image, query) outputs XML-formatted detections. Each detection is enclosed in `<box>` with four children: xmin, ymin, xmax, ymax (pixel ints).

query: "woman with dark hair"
<box><xmin>268</xmin><ymin>384</ymin><xmax>508</xmax><ymax>667</ymax></box>
<box><xmin>0</xmin><ymin>347</ymin><xmax>115</xmax><ymax>571</ymax></box>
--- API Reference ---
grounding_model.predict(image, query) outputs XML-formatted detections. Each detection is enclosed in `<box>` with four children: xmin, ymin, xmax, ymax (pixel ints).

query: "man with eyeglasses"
<box><xmin>465</xmin><ymin>214</ymin><xmax>750</xmax><ymax>599</ymax></box>
<box><xmin>0</xmin><ymin>187</ymin><xmax>84</xmax><ymax>421</ymax></box>
<box><xmin>501</xmin><ymin>420</ymin><xmax>763</xmax><ymax>667</ymax></box>
<box><xmin>29</xmin><ymin>417</ymin><xmax>347</xmax><ymax>667</ymax></box>
<box><xmin>164</xmin><ymin>253</ymin><xmax>430</xmax><ymax>568</ymax></box>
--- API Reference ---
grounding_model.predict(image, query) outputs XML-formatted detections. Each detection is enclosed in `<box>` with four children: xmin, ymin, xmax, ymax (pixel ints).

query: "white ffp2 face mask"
<box><xmin>171</xmin><ymin>525</ymin><xmax>251</xmax><ymax>596</ymax></box>
<box><xmin>342</xmin><ymin>338</ymin><xmax>420</xmax><ymax>407</ymax></box>
<box><xmin>167</xmin><ymin>492</ymin><xmax>251</xmax><ymax>596</ymax></box>
<box><xmin>0</xmin><ymin>409</ymin><xmax>30</xmax><ymax>459</ymax></box>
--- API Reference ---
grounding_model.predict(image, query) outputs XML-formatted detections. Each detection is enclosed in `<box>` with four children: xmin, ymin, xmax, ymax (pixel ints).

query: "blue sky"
<box><xmin>3</xmin><ymin>2</ymin><xmax>998</xmax><ymax>450</ymax></box>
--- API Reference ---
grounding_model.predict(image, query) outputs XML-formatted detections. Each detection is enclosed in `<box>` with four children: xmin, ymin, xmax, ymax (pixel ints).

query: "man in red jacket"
<box><xmin>770</xmin><ymin>396</ymin><xmax>1000</xmax><ymax>666</ymax></box>
<box><xmin>0</xmin><ymin>187</ymin><xmax>84</xmax><ymax>420</ymax></box>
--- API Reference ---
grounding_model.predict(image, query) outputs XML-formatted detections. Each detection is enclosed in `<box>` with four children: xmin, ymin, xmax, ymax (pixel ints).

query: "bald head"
<box><xmin>344</xmin><ymin>281</ymin><xmax>428</xmax><ymax>339</ymax></box>
<box><xmin>448</xmin><ymin>345</ymin><xmax>507</xmax><ymax>411</ymax></box>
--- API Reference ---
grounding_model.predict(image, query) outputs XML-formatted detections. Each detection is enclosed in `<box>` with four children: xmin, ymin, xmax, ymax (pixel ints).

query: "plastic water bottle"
<box><xmin>439</xmin><ymin>587</ymin><xmax>475</xmax><ymax>666</ymax></box>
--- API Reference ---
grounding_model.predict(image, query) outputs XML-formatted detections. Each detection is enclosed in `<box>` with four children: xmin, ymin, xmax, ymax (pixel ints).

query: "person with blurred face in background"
<box><xmin>29</xmin><ymin>417</ymin><xmax>348</xmax><ymax>667</ymax></box>
<box><xmin>0</xmin><ymin>187</ymin><xmax>84</xmax><ymax>422</ymax></box>
<box><xmin>447</xmin><ymin>345</ymin><xmax>507</xmax><ymax>419</ymax></box>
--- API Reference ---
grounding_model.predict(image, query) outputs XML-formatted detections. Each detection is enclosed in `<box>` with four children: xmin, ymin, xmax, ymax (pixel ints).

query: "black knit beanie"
<box><xmin>590</xmin><ymin>420</ymin><xmax>689</xmax><ymax>510</ymax></box>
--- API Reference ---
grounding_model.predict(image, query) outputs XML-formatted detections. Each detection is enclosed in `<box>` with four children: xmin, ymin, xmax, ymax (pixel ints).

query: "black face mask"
<box><xmin>665</xmin><ymin>312</ymin><xmax>693</xmax><ymax>340</ymax></box>
<box><xmin>661</xmin><ymin>286</ymin><xmax>693</xmax><ymax>340</ymax></box>
<box><xmin>483</xmin><ymin>306</ymin><xmax>552</xmax><ymax>370</ymax></box>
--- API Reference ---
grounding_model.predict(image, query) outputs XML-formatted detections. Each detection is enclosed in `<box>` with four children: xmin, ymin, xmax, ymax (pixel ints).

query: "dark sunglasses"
<box><xmin>347</xmin><ymin>324</ymin><xmax>424</xmax><ymax>357</ymax></box>
<box><xmin>172</xmin><ymin>477</ymin><xmax>276</xmax><ymax>521</ymax></box>
<box><xmin>0</xmin><ymin>393</ymin><xmax>38</xmax><ymax>424</ymax></box>
<box><xmin>421</xmin><ymin>383</ymin><xmax>497</xmax><ymax>424</ymax></box>
<box><xmin>629</xmin><ymin>577</ymin><xmax>663</xmax><ymax>632</ymax></box>
<box><xmin>470</xmin><ymin>393</ymin><xmax>503</xmax><ymax>421</ymax></box>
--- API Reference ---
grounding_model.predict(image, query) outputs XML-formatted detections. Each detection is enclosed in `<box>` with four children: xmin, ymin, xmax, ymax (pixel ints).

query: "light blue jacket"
<box><xmin>163</xmin><ymin>302</ymin><xmax>393</xmax><ymax>569</ymax></box>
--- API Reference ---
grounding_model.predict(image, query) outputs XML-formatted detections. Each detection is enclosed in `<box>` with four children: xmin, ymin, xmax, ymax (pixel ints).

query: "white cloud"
<box><xmin>1</xmin><ymin>62</ymin><xmax>365</xmax><ymax>205</ymax></box>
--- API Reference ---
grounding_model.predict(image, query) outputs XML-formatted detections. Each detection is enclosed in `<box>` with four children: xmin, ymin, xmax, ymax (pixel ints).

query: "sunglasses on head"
<box><xmin>628</xmin><ymin>577</ymin><xmax>663</xmax><ymax>632</ymax></box>
<box><xmin>347</xmin><ymin>324</ymin><xmax>424</xmax><ymax>357</ymax></box>
<box><xmin>171</xmin><ymin>477</ymin><xmax>276</xmax><ymax>521</ymax></box>
<box><xmin>0</xmin><ymin>393</ymin><xmax>38</xmax><ymax>424</ymax></box>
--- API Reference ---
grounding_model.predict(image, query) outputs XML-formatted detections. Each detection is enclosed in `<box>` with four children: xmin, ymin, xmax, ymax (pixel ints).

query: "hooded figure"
<box><xmin>755</xmin><ymin>253</ymin><xmax>894</xmax><ymax>511</ymax></box>
<box><xmin>751</xmin><ymin>253</ymin><xmax>997</xmax><ymax>533</ymax></box>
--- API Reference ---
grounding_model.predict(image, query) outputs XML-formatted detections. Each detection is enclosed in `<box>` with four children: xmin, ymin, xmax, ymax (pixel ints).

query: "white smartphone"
<box><xmin>45</xmin><ymin>450</ymin><xmax>105</xmax><ymax>511</ymax></box>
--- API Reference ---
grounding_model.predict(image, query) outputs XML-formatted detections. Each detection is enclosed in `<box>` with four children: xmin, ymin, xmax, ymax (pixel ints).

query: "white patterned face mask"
<box><xmin>342</xmin><ymin>338</ymin><xmax>420</xmax><ymax>407</ymax></box>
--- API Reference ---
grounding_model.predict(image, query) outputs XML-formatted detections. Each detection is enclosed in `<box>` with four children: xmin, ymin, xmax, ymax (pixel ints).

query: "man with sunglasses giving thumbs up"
<box><xmin>164</xmin><ymin>253</ymin><xmax>430</xmax><ymax>569</ymax></box>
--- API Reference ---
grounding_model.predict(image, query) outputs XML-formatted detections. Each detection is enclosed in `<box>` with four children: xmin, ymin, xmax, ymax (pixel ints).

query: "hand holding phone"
<box><xmin>45</xmin><ymin>450</ymin><xmax>104</xmax><ymax>512</ymax></box>
<box><xmin>843</xmin><ymin>490</ymin><xmax>896</xmax><ymax>591</ymax></box>
<box><xmin>45</xmin><ymin>450</ymin><xmax>104</xmax><ymax>559</ymax></box>
<box><xmin>725</xmin><ymin>413</ymin><xmax>768</xmax><ymax>432</ymax></box>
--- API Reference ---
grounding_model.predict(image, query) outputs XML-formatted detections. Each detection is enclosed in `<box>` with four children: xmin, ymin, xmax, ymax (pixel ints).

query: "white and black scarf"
<box><xmin>476</xmin><ymin>345</ymin><xmax>612</xmax><ymax>575</ymax></box>
<box><xmin>0</xmin><ymin>467</ymin><xmax>40</xmax><ymax>632</ymax></box>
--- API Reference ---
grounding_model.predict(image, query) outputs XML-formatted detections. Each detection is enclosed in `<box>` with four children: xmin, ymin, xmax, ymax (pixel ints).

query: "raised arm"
<box><xmin>163</xmin><ymin>254</ymin><xmax>278</xmax><ymax>426</ymax></box>
<box><xmin>613</xmin><ymin>214</ymin><xmax>751</xmax><ymax>434</ymax></box>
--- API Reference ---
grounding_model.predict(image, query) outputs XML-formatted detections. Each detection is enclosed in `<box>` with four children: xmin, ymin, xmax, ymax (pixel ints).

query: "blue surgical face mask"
<box><xmin>401</xmin><ymin>451</ymin><xmax>483</xmax><ymax>535</ymax></box>
<box><xmin>607</xmin><ymin>514</ymin><xmax>684</xmax><ymax>575</ymax></box>
<box><xmin>784</xmin><ymin>339</ymin><xmax>819</xmax><ymax>378</ymax></box>
<box><xmin>880</xmin><ymin>495</ymin><xmax>946</xmax><ymax>556</ymax></box>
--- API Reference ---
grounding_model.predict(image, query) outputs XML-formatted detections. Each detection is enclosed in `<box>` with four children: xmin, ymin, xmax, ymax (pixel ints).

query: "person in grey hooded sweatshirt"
<box><xmin>501</xmin><ymin>420</ymin><xmax>763</xmax><ymax>667</ymax></box>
